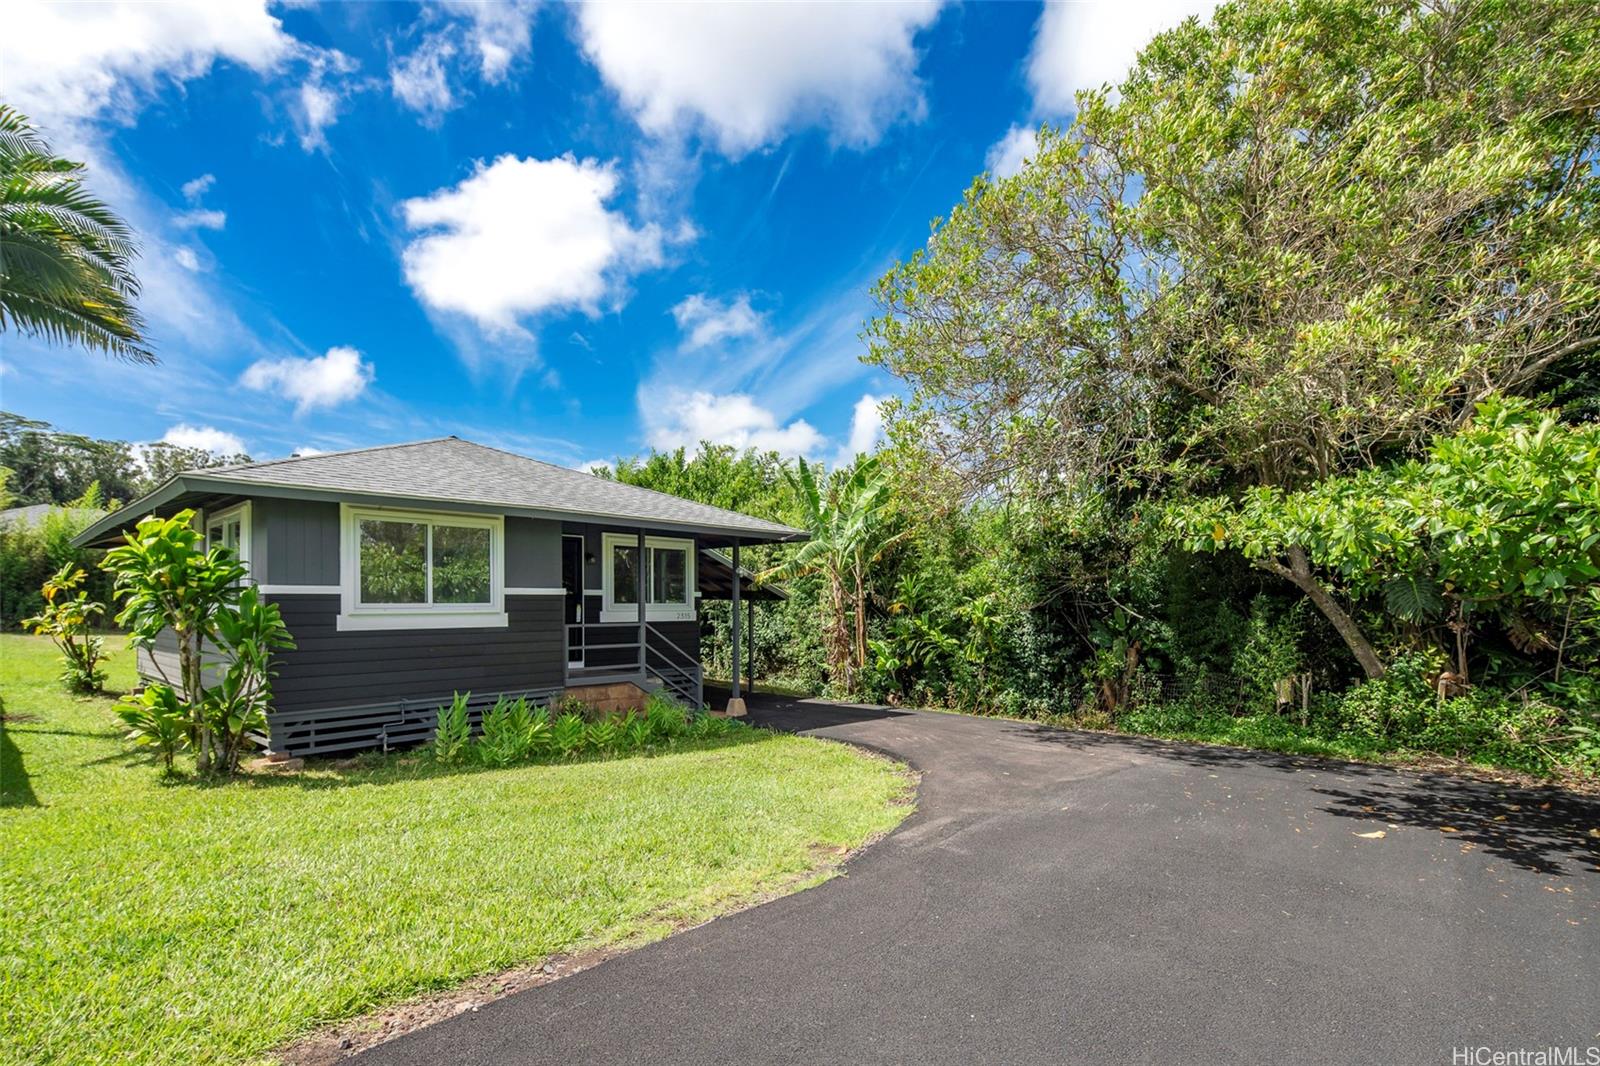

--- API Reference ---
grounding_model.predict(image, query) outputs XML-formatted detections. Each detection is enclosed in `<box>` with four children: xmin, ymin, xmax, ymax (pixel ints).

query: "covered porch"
<box><xmin>560</xmin><ymin>530</ymin><xmax>785</xmax><ymax>714</ymax></box>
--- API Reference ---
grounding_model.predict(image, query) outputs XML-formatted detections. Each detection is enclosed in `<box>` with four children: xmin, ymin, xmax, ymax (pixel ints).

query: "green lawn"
<box><xmin>0</xmin><ymin>634</ymin><xmax>912</xmax><ymax>1065</ymax></box>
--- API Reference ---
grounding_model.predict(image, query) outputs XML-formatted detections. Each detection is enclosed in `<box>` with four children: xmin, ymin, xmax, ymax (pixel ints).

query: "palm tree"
<box><xmin>760</xmin><ymin>454</ymin><xmax>901</xmax><ymax>692</ymax></box>
<box><xmin>0</xmin><ymin>105</ymin><xmax>153</xmax><ymax>362</ymax></box>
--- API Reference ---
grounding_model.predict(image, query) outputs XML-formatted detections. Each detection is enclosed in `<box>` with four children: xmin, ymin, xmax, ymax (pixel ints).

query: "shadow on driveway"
<box><xmin>1006</xmin><ymin>717</ymin><xmax>1600</xmax><ymax>876</ymax></box>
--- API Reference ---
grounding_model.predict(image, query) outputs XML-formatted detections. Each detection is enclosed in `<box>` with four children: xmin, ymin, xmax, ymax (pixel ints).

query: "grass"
<box><xmin>0</xmin><ymin>634</ymin><xmax>913</xmax><ymax>1065</ymax></box>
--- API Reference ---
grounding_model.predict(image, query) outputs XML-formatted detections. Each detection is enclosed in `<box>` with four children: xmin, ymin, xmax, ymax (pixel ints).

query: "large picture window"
<box><xmin>339</xmin><ymin>506</ymin><xmax>504</xmax><ymax>630</ymax></box>
<box><xmin>601</xmin><ymin>533</ymin><xmax>695</xmax><ymax>622</ymax></box>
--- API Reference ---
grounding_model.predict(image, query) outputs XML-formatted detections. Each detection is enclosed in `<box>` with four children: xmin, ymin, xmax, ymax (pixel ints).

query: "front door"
<box><xmin>562</xmin><ymin>535</ymin><xmax>585</xmax><ymax>668</ymax></box>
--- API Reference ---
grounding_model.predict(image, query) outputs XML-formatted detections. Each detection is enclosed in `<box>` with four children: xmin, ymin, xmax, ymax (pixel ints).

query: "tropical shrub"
<box><xmin>586</xmin><ymin>717</ymin><xmax>621</xmax><ymax>754</ymax></box>
<box><xmin>0</xmin><ymin>483</ymin><xmax>112</xmax><ymax>626</ymax></box>
<box><xmin>205</xmin><ymin>586</ymin><xmax>294</xmax><ymax>774</ymax></box>
<box><xmin>623</xmin><ymin>712</ymin><xmax>653</xmax><ymax>751</ymax></box>
<box><xmin>114</xmin><ymin>684</ymin><xmax>189</xmax><ymax>775</ymax></box>
<box><xmin>433</xmin><ymin>693</ymin><xmax>472</xmax><ymax>766</ymax></box>
<box><xmin>644</xmin><ymin>693</ymin><xmax>688</xmax><ymax>740</ymax></box>
<box><xmin>101</xmin><ymin>509</ymin><xmax>248</xmax><ymax>775</ymax></box>
<box><xmin>478</xmin><ymin>696</ymin><xmax>547</xmax><ymax>766</ymax></box>
<box><xmin>551</xmin><ymin>712</ymin><xmax>586</xmax><ymax>758</ymax></box>
<box><xmin>19</xmin><ymin>563</ymin><xmax>106</xmax><ymax>693</ymax></box>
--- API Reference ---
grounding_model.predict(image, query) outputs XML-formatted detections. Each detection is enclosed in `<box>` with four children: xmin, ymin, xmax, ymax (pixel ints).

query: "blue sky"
<box><xmin>3</xmin><ymin>1</ymin><xmax>1210</xmax><ymax>470</ymax></box>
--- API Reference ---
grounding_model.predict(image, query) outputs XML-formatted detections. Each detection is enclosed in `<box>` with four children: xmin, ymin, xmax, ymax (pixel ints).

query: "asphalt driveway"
<box><xmin>358</xmin><ymin>697</ymin><xmax>1599</xmax><ymax>1066</ymax></box>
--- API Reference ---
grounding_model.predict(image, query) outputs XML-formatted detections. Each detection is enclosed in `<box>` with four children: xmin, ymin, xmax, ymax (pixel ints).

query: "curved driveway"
<box><xmin>359</xmin><ymin>697</ymin><xmax>1598</xmax><ymax>1065</ymax></box>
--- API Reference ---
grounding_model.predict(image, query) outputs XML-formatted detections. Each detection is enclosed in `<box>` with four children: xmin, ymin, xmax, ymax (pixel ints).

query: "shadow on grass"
<box><xmin>1</xmin><ymin>721</ymin><xmax>39</xmax><ymax>808</ymax></box>
<box><xmin>1005</xmin><ymin>720</ymin><xmax>1600</xmax><ymax>876</ymax></box>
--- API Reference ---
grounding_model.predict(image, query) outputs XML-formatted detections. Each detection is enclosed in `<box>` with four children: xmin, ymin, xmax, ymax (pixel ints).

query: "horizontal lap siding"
<box><xmin>268</xmin><ymin>594</ymin><xmax>565</xmax><ymax>712</ymax></box>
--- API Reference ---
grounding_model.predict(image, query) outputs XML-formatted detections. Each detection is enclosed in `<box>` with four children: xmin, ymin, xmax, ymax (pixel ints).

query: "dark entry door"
<box><xmin>562</xmin><ymin>535</ymin><xmax>585</xmax><ymax>667</ymax></box>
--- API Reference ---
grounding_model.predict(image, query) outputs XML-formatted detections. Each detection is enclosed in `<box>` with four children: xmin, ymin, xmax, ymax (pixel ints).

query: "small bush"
<box><xmin>477</xmin><ymin>696</ymin><xmax>527</xmax><ymax>767</ymax></box>
<box><xmin>19</xmin><ymin>564</ymin><xmax>106</xmax><ymax>694</ymax></box>
<box><xmin>623</xmin><ymin>712</ymin><xmax>653</xmax><ymax>751</ymax></box>
<box><xmin>551</xmin><ymin>712</ymin><xmax>586</xmax><ymax>758</ymax></box>
<box><xmin>645</xmin><ymin>693</ymin><xmax>689</xmax><ymax>740</ymax></box>
<box><xmin>587</xmin><ymin>717</ymin><xmax>622</xmax><ymax>753</ymax></box>
<box><xmin>433</xmin><ymin>692</ymin><xmax>472</xmax><ymax>765</ymax></box>
<box><xmin>115</xmin><ymin>684</ymin><xmax>190</xmax><ymax>775</ymax></box>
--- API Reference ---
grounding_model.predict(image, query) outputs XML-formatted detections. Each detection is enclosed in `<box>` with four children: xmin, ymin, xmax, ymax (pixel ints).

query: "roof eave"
<box><xmin>71</xmin><ymin>476</ymin><xmax>197</xmax><ymax>548</ymax></box>
<box><xmin>73</xmin><ymin>473</ymin><xmax>810</xmax><ymax>547</ymax></box>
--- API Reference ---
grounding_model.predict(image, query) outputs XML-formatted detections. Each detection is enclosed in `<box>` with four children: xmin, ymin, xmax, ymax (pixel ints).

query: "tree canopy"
<box><xmin>868</xmin><ymin>0</ymin><xmax>1600</xmax><ymax>500</ymax></box>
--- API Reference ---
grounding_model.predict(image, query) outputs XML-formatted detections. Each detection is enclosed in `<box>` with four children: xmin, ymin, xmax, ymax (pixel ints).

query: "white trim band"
<box><xmin>336</xmin><ymin>611</ymin><xmax>509</xmax><ymax>632</ymax></box>
<box><xmin>504</xmin><ymin>586</ymin><xmax>565</xmax><ymax>596</ymax></box>
<box><xmin>258</xmin><ymin>584</ymin><xmax>341</xmax><ymax>595</ymax></box>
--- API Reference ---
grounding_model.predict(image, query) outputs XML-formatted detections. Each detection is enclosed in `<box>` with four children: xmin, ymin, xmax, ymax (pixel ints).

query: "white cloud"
<box><xmin>3</xmin><ymin>0</ymin><xmax>297</xmax><ymax>128</ymax></box>
<box><xmin>671</xmin><ymin>293</ymin><xmax>763</xmax><ymax>351</ymax></box>
<box><xmin>290</xmin><ymin>446</ymin><xmax>327</xmax><ymax>458</ymax></box>
<box><xmin>833</xmin><ymin>393</ymin><xmax>885</xmax><ymax>467</ymax></box>
<box><xmin>644</xmin><ymin>388</ymin><xmax>824</xmax><ymax>458</ymax></box>
<box><xmin>294</xmin><ymin>49</ymin><xmax>360</xmax><ymax>151</ymax></box>
<box><xmin>180</xmin><ymin>173</ymin><xmax>216</xmax><ymax>201</ymax></box>
<box><xmin>986</xmin><ymin>124</ymin><xmax>1039</xmax><ymax>180</ymax></box>
<box><xmin>443</xmin><ymin>0</ymin><xmax>539</xmax><ymax>82</ymax></box>
<box><xmin>400</xmin><ymin>154</ymin><xmax>664</xmax><ymax>333</ymax></box>
<box><xmin>174</xmin><ymin>248</ymin><xmax>202</xmax><ymax>272</ymax></box>
<box><xmin>571</xmin><ymin>458</ymin><xmax>615</xmax><ymax>475</ymax></box>
<box><xmin>574</xmin><ymin>1</ymin><xmax>946</xmax><ymax>155</ymax></box>
<box><xmin>297</xmin><ymin>80</ymin><xmax>341</xmax><ymax>149</ymax></box>
<box><xmin>391</xmin><ymin>34</ymin><xmax>457</xmax><ymax>120</ymax></box>
<box><xmin>173</xmin><ymin>208</ymin><xmax>226</xmax><ymax>230</ymax></box>
<box><xmin>1026</xmin><ymin>1</ymin><xmax>1216</xmax><ymax>114</ymax></box>
<box><xmin>240</xmin><ymin>345</ymin><xmax>376</xmax><ymax>413</ymax></box>
<box><xmin>162</xmin><ymin>423</ymin><xmax>246</xmax><ymax>455</ymax></box>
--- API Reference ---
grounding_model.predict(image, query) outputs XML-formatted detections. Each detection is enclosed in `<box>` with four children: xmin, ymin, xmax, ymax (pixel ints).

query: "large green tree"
<box><xmin>867</xmin><ymin>0</ymin><xmax>1600</xmax><ymax>676</ymax></box>
<box><xmin>0</xmin><ymin>105</ymin><xmax>153</xmax><ymax>362</ymax></box>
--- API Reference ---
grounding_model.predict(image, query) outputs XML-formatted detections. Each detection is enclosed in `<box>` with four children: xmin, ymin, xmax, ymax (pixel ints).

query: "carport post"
<box><xmin>747</xmin><ymin>597</ymin><xmax>755</xmax><ymax>689</ymax></box>
<box><xmin>726</xmin><ymin>539</ymin><xmax>746</xmax><ymax>717</ymax></box>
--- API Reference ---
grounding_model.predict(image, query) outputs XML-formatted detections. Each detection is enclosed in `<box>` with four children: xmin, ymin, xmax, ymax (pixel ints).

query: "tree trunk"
<box><xmin>826</xmin><ymin>565</ymin><xmax>853</xmax><ymax>690</ymax></box>
<box><xmin>851</xmin><ymin>557</ymin><xmax>868</xmax><ymax>675</ymax></box>
<box><xmin>1257</xmin><ymin>546</ymin><xmax>1386</xmax><ymax>680</ymax></box>
<box><xmin>180</xmin><ymin>626</ymin><xmax>212</xmax><ymax>774</ymax></box>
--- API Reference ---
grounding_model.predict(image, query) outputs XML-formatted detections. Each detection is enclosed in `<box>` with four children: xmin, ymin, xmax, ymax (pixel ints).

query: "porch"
<box><xmin>561</xmin><ymin>541</ymin><xmax>784</xmax><ymax>712</ymax></box>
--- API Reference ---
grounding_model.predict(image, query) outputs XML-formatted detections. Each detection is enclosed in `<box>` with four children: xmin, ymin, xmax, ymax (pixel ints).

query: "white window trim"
<box><xmin>599</xmin><ymin>532</ymin><xmax>696</xmax><ymax>623</ymax></box>
<box><xmin>338</xmin><ymin>503</ymin><xmax>506</xmax><ymax>631</ymax></box>
<box><xmin>204</xmin><ymin>501</ymin><xmax>253</xmax><ymax>582</ymax></box>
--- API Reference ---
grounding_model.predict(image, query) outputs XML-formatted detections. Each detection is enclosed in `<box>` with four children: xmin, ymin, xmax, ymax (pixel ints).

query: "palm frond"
<box><xmin>0</xmin><ymin>105</ymin><xmax>153</xmax><ymax>362</ymax></box>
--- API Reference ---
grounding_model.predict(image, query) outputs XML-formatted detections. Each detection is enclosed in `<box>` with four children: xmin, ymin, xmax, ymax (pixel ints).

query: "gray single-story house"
<box><xmin>74</xmin><ymin>437</ymin><xmax>803</xmax><ymax>756</ymax></box>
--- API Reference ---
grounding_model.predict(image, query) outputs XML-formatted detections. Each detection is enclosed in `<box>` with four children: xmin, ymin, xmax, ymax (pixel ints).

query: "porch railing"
<box><xmin>644</xmin><ymin>623</ymin><xmax>703</xmax><ymax>710</ymax></box>
<box><xmin>563</xmin><ymin>624</ymin><xmax>704</xmax><ymax>710</ymax></box>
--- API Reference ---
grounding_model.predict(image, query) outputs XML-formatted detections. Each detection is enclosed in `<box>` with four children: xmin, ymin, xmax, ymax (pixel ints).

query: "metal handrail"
<box><xmin>643</xmin><ymin>623</ymin><xmax>703</xmax><ymax>709</ymax></box>
<box><xmin>644</xmin><ymin>623</ymin><xmax>698</xmax><ymax>667</ymax></box>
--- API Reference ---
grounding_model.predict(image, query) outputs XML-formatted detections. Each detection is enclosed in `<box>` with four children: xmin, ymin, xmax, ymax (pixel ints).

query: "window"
<box><xmin>204</xmin><ymin>502</ymin><xmax>252</xmax><ymax>581</ymax></box>
<box><xmin>600</xmin><ymin>533</ymin><xmax>695</xmax><ymax>622</ymax></box>
<box><xmin>339</xmin><ymin>505</ymin><xmax>504</xmax><ymax>630</ymax></box>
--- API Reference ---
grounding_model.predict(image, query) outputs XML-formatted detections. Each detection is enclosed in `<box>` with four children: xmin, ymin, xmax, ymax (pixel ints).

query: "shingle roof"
<box><xmin>81</xmin><ymin>437</ymin><xmax>804</xmax><ymax>543</ymax></box>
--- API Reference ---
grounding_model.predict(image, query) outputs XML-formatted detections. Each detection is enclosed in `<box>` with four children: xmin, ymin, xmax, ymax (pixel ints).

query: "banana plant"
<box><xmin>759</xmin><ymin>454</ymin><xmax>905</xmax><ymax>692</ymax></box>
